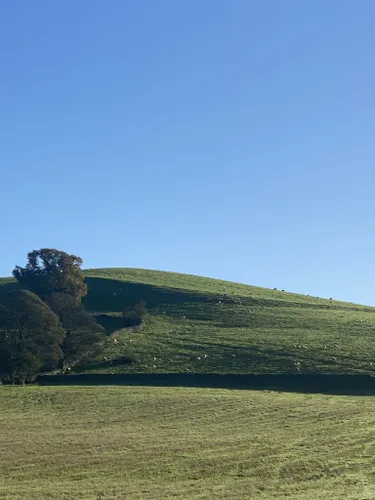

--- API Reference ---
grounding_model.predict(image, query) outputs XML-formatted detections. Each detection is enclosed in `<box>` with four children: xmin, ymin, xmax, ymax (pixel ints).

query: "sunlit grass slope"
<box><xmin>2</xmin><ymin>268</ymin><xmax>375</xmax><ymax>375</ymax></box>
<box><xmin>83</xmin><ymin>269</ymin><xmax>375</xmax><ymax>375</ymax></box>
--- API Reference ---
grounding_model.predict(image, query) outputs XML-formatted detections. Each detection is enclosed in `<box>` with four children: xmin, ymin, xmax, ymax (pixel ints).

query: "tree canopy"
<box><xmin>0</xmin><ymin>248</ymin><xmax>109</xmax><ymax>383</ymax></box>
<box><xmin>0</xmin><ymin>290</ymin><xmax>65</xmax><ymax>383</ymax></box>
<box><xmin>13</xmin><ymin>248</ymin><xmax>87</xmax><ymax>302</ymax></box>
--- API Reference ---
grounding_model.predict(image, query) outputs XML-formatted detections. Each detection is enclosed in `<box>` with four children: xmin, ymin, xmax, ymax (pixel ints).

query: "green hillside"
<box><xmin>2</xmin><ymin>268</ymin><xmax>375</xmax><ymax>375</ymax></box>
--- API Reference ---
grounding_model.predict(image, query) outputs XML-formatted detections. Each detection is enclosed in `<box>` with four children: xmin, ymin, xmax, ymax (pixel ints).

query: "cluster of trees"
<box><xmin>0</xmin><ymin>249</ymin><xmax>106</xmax><ymax>384</ymax></box>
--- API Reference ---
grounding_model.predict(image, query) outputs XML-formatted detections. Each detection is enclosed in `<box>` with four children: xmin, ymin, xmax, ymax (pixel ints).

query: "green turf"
<box><xmin>2</xmin><ymin>268</ymin><xmax>375</xmax><ymax>375</ymax></box>
<box><xmin>1</xmin><ymin>385</ymin><xmax>375</xmax><ymax>499</ymax></box>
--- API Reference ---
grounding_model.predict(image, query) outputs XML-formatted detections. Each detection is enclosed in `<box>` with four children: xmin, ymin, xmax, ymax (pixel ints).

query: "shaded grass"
<box><xmin>38</xmin><ymin>373</ymin><xmax>375</xmax><ymax>396</ymax></box>
<box><xmin>0</xmin><ymin>278</ymin><xmax>20</xmax><ymax>295</ymax></box>
<box><xmin>1</xmin><ymin>386</ymin><xmax>375</xmax><ymax>499</ymax></box>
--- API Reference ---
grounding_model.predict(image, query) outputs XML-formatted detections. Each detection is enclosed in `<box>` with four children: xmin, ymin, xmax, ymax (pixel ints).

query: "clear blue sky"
<box><xmin>1</xmin><ymin>0</ymin><xmax>375</xmax><ymax>304</ymax></box>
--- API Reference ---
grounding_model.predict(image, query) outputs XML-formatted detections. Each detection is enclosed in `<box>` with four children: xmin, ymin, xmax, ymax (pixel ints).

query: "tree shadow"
<box><xmin>94</xmin><ymin>314</ymin><xmax>125</xmax><ymax>335</ymax></box>
<box><xmin>83</xmin><ymin>277</ymin><xmax>227</xmax><ymax>313</ymax></box>
<box><xmin>0</xmin><ymin>281</ymin><xmax>21</xmax><ymax>296</ymax></box>
<box><xmin>37</xmin><ymin>373</ymin><xmax>375</xmax><ymax>396</ymax></box>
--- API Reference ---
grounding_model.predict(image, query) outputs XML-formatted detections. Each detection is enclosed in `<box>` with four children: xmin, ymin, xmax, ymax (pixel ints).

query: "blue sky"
<box><xmin>1</xmin><ymin>1</ymin><xmax>375</xmax><ymax>304</ymax></box>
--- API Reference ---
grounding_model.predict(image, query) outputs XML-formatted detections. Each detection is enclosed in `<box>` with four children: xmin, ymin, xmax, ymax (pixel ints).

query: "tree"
<box><xmin>0</xmin><ymin>290</ymin><xmax>65</xmax><ymax>383</ymax></box>
<box><xmin>13</xmin><ymin>248</ymin><xmax>87</xmax><ymax>302</ymax></box>
<box><xmin>47</xmin><ymin>293</ymin><xmax>106</xmax><ymax>371</ymax></box>
<box><xmin>8</xmin><ymin>249</ymin><xmax>107</xmax><ymax>378</ymax></box>
<box><xmin>122</xmin><ymin>300</ymin><xmax>147</xmax><ymax>327</ymax></box>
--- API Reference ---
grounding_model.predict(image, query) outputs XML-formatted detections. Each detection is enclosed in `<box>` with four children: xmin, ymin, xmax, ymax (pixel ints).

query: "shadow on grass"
<box><xmin>37</xmin><ymin>373</ymin><xmax>375</xmax><ymax>396</ymax></box>
<box><xmin>95</xmin><ymin>314</ymin><xmax>125</xmax><ymax>335</ymax></box>
<box><xmin>84</xmin><ymin>277</ymin><xmax>218</xmax><ymax>313</ymax></box>
<box><xmin>0</xmin><ymin>281</ymin><xmax>21</xmax><ymax>295</ymax></box>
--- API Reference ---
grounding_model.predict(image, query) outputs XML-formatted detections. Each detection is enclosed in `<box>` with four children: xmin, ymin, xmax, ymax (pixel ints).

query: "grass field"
<box><xmin>1</xmin><ymin>385</ymin><xmax>375</xmax><ymax>500</ymax></box>
<box><xmin>2</xmin><ymin>268</ymin><xmax>375</xmax><ymax>375</ymax></box>
<box><xmin>2</xmin><ymin>270</ymin><xmax>375</xmax><ymax>499</ymax></box>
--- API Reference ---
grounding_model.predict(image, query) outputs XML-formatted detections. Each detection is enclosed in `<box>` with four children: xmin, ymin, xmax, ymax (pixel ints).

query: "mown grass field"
<box><xmin>2</xmin><ymin>268</ymin><xmax>375</xmax><ymax>375</ymax></box>
<box><xmin>1</xmin><ymin>385</ymin><xmax>375</xmax><ymax>500</ymax></box>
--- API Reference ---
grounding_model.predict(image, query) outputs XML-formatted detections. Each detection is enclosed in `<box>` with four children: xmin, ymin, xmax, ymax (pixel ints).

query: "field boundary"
<box><xmin>36</xmin><ymin>373</ymin><xmax>375</xmax><ymax>395</ymax></box>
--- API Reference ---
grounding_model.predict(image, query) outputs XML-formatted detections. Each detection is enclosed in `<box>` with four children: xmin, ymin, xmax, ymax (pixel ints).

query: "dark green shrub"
<box><xmin>122</xmin><ymin>301</ymin><xmax>147</xmax><ymax>328</ymax></box>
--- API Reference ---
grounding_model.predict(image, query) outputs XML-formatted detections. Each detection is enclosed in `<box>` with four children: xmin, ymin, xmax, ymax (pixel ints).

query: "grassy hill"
<box><xmin>2</xmin><ymin>268</ymin><xmax>375</xmax><ymax>375</ymax></box>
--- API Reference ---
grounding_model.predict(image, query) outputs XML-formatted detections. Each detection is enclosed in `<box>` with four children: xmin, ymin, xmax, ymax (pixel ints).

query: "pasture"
<box><xmin>1</xmin><ymin>385</ymin><xmax>375</xmax><ymax>499</ymax></box>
